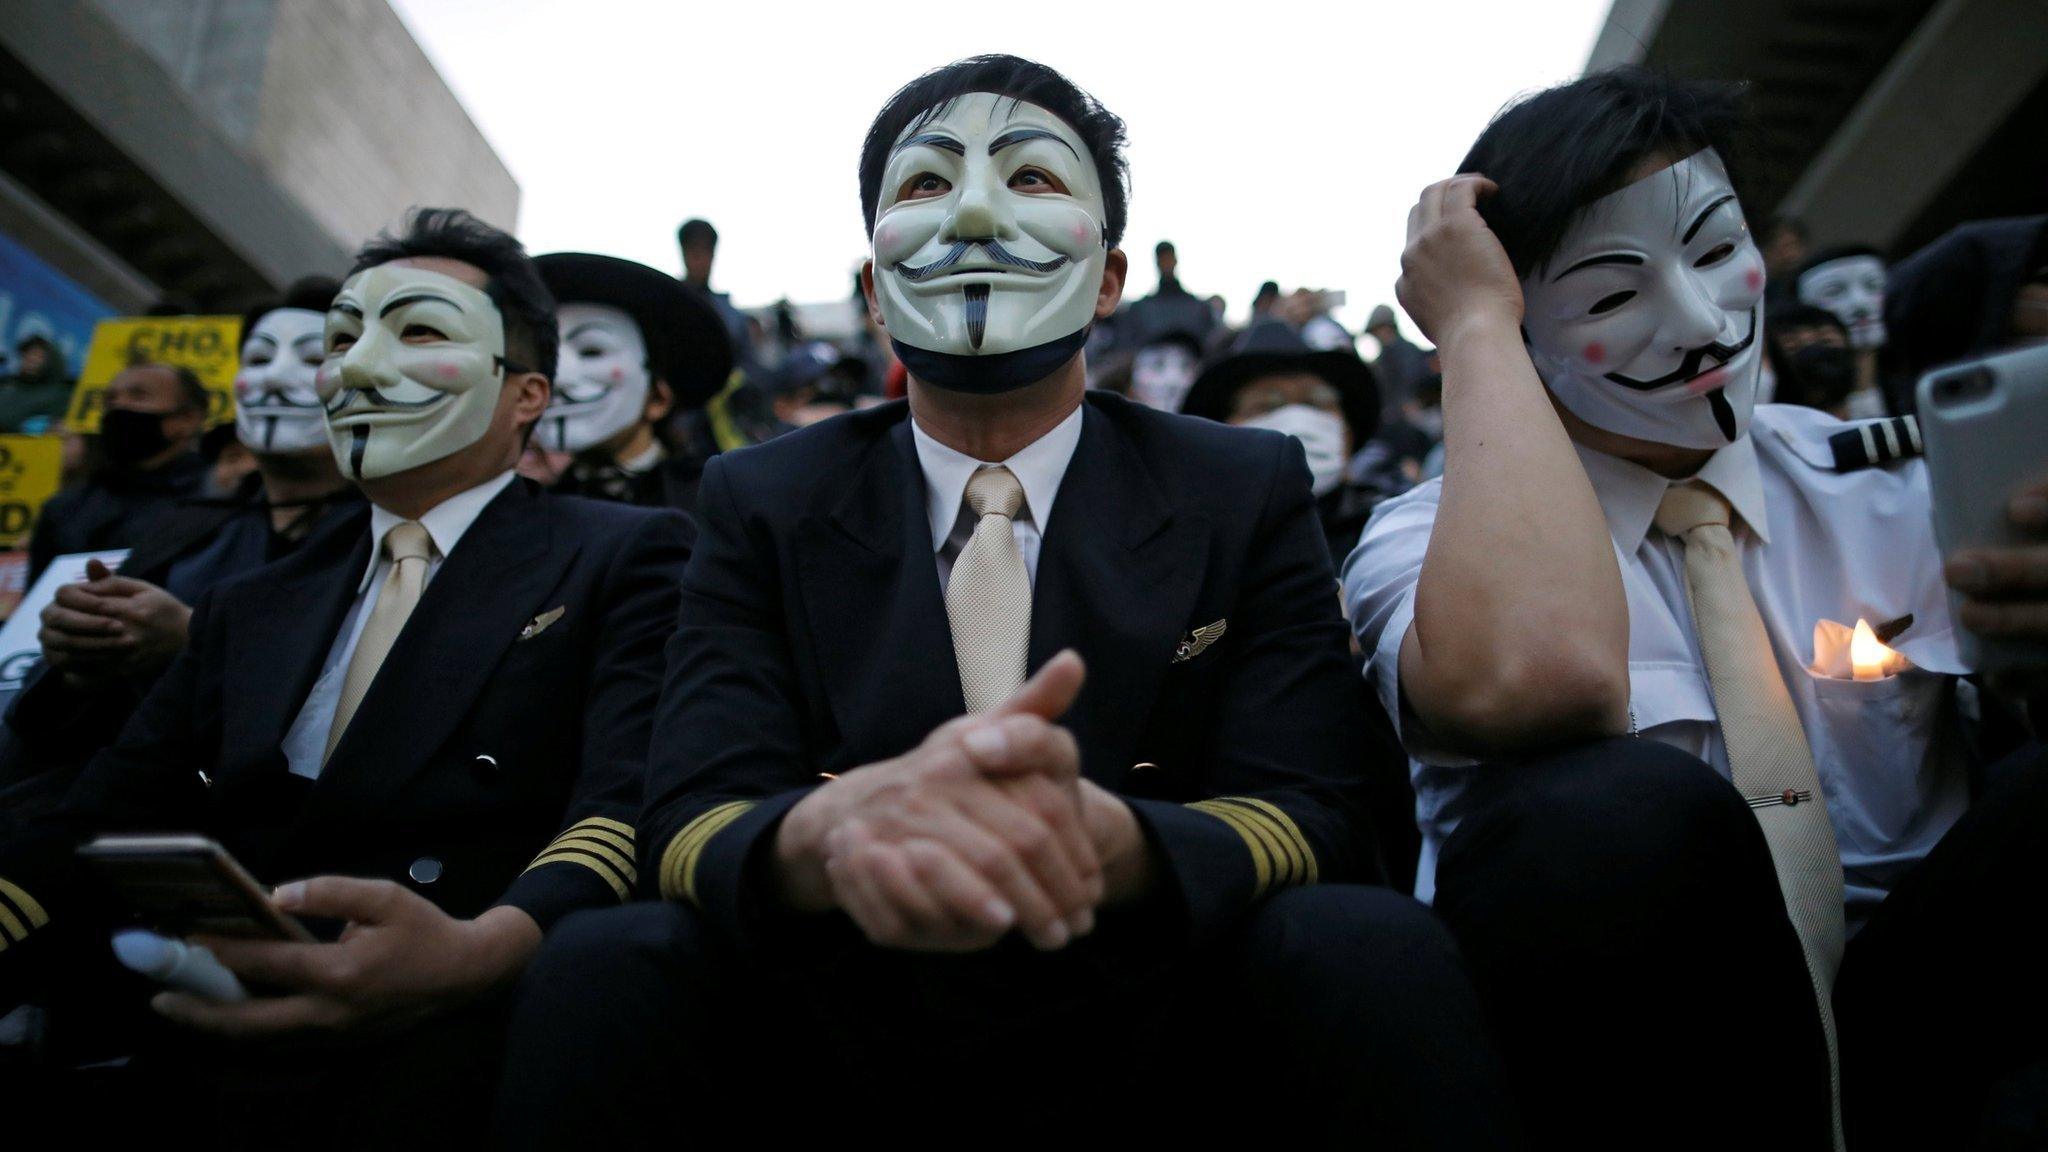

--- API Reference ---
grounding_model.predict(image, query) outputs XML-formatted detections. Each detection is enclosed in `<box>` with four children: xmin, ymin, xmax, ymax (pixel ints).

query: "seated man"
<box><xmin>1344</xmin><ymin>68</ymin><xmax>2048</xmax><ymax>1148</ymax></box>
<box><xmin>4</xmin><ymin>278</ymin><xmax>362</xmax><ymax>806</ymax></box>
<box><xmin>499</xmin><ymin>55</ymin><xmax>1513</xmax><ymax>1148</ymax></box>
<box><xmin>0</xmin><ymin>208</ymin><xmax>689</xmax><ymax>1145</ymax></box>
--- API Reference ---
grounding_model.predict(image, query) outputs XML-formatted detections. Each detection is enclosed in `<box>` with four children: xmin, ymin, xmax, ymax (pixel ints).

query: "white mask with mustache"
<box><xmin>538</xmin><ymin>302</ymin><xmax>651</xmax><ymax>453</ymax></box>
<box><xmin>1797</xmin><ymin>253</ymin><xmax>1888</xmax><ymax>350</ymax></box>
<box><xmin>317</xmin><ymin>266</ymin><xmax>507</xmax><ymax>480</ymax></box>
<box><xmin>871</xmin><ymin>91</ymin><xmax>1108</xmax><ymax>391</ymax></box>
<box><xmin>234</xmin><ymin>307</ymin><xmax>330</xmax><ymax>455</ymax></box>
<box><xmin>1521</xmin><ymin>149</ymin><xmax>1767</xmax><ymax>449</ymax></box>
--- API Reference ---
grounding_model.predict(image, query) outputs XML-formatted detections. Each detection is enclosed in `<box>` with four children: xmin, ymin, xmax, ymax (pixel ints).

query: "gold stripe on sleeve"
<box><xmin>658</xmin><ymin>801</ymin><xmax>756</xmax><ymax>903</ymax></box>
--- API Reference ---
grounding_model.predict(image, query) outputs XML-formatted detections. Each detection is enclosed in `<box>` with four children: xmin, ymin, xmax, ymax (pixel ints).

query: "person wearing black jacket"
<box><xmin>497</xmin><ymin>55</ymin><xmax>1512</xmax><ymax>1149</ymax></box>
<box><xmin>0</xmin><ymin>209</ymin><xmax>689</xmax><ymax>1146</ymax></box>
<box><xmin>3</xmin><ymin>280</ymin><xmax>360</xmax><ymax>805</ymax></box>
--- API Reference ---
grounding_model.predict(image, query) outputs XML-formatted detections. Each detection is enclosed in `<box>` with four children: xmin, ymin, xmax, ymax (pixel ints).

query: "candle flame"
<box><xmin>1850</xmin><ymin>618</ymin><xmax>1893</xmax><ymax>681</ymax></box>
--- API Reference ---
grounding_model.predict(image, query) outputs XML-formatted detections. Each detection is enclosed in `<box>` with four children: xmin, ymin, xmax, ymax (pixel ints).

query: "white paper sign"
<box><xmin>0</xmin><ymin>549</ymin><xmax>130</xmax><ymax>690</ymax></box>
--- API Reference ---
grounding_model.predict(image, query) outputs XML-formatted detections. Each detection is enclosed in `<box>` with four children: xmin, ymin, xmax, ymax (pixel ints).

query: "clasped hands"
<box><xmin>774</xmin><ymin>650</ymin><xmax>1148</xmax><ymax>953</ymax></box>
<box><xmin>38</xmin><ymin>558</ymin><xmax>192</xmax><ymax>689</ymax></box>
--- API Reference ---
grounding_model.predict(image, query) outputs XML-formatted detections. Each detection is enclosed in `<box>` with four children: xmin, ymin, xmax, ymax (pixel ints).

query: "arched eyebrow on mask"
<box><xmin>563</xmin><ymin>320</ymin><xmax>628</xmax><ymax>342</ymax></box>
<box><xmin>897</xmin><ymin>133</ymin><xmax>965</xmax><ymax>156</ymax></box>
<box><xmin>987</xmin><ymin>127</ymin><xmax>1078</xmax><ymax>159</ymax></box>
<box><xmin>379</xmin><ymin>291</ymin><xmax>464</xmax><ymax>318</ymax></box>
<box><xmin>1682</xmin><ymin>194</ymin><xmax>1738</xmax><ymax>244</ymax></box>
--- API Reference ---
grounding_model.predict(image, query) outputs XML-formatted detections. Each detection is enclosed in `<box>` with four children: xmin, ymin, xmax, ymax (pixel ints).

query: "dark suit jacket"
<box><xmin>0</xmin><ymin>478</ymin><xmax>689</xmax><ymax>976</ymax></box>
<box><xmin>641</xmin><ymin>393</ymin><xmax>1387</xmax><ymax>948</ymax></box>
<box><xmin>26</xmin><ymin>454</ymin><xmax>209</xmax><ymax>581</ymax></box>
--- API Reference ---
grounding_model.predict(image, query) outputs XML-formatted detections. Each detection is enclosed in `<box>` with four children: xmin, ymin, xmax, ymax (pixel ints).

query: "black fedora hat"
<box><xmin>534</xmin><ymin>252</ymin><xmax>734</xmax><ymax>407</ymax></box>
<box><xmin>1182</xmin><ymin>319</ymin><xmax>1379</xmax><ymax>445</ymax></box>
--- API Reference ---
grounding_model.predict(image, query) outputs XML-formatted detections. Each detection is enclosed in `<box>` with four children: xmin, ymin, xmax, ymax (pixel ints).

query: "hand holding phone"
<box><xmin>77</xmin><ymin>834</ymin><xmax>314</xmax><ymax>942</ymax></box>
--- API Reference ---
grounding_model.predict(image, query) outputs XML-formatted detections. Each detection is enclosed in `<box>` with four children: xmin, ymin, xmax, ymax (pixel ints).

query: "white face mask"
<box><xmin>1129</xmin><ymin>342</ymin><xmax>1198</xmax><ymax>412</ymax></box>
<box><xmin>871</xmin><ymin>91</ymin><xmax>1108</xmax><ymax>363</ymax></box>
<box><xmin>1521</xmin><ymin>149</ymin><xmax>1767</xmax><ymax>449</ymax></box>
<box><xmin>234</xmin><ymin>308</ymin><xmax>329</xmax><ymax>455</ymax></box>
<box><xmin>1242</xmin><ymin>403</ymin><xmax>1348</xmax><ymax>496</ymax></box>
<box><xmin>538</xmin><ymin>302</ymin><xmax>651</xmax><ymax>453</ymax></box>
<box><xmin>1797</xmin><ymin>254</ymin><xmax>1887</xmax><ymax>350</ymax></box>
<box><xmin>318</xmin><ymin>266</ymin><xmax>508</xmax><ymax>481</ymax></box>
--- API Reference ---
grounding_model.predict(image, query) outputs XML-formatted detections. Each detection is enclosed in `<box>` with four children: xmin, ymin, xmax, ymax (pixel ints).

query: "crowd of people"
<box><xmin>0</xmin><ymin>52</ymin><xmax>2044</xmax><ymax>1150</ymax></box>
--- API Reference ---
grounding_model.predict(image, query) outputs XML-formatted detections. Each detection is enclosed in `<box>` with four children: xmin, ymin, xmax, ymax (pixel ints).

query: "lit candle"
<box><xmin>1849</xmin><ymin>617</ymin><xmax>1893</xmax><ymax>681</ymax></box>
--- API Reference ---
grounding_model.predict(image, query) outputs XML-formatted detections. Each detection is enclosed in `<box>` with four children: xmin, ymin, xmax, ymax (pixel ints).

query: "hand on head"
<box><xmin>1397</xmin><ymin>174</ymin><xmax>1522</xmax><ymax>347</ymax></box>
<box><xmin>780</xmin><ymin>651</ymin><xmax>1104</xmax><ymax>953</ymax></box>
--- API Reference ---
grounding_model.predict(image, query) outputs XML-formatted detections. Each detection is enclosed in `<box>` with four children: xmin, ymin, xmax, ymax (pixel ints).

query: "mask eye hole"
<box><xmin>1008</xmin><ymin>167</ymin><xmax>1067</xmax><ymax>195</ymax></box>
<box><xmin>401</xmin><ymin>323</ymin><xmax>448</xmax><ymax>343</ymax></box>
<box><xmin>900</xmin><ymin>173</ymin><xmax>952</xmax><ymax>201</ymax></box>
<box><xmin>328</xmin><ymin>332</ymin><xmax>357</xmax><ymax>354</ymax></box>
<box><xmin>1693</xmin><ymin>242</ymin><xmax>1736</xmax><ymax>269</ymax></box>
<box><xmin>1589</xmin><ymin>290</ymin><xmax>1636</xmax><ymax>316</ymax></box>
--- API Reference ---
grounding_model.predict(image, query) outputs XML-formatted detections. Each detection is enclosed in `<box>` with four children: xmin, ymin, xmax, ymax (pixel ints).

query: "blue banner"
<box><xmin>0</xmin><ymin>230</ymin><xmax>115</xmax><ymax>379</ymax></box>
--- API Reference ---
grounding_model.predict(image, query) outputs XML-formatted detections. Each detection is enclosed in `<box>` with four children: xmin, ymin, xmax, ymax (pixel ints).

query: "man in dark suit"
<box><xmin>0</xmin><ymin>209</ymin><xmax>689</xmax><ymax>1145</ymax></box>
<box><xmin>498</xmin><ymin>56</ymin><xmax>1512</xmax><ymax>1148</ymax></box>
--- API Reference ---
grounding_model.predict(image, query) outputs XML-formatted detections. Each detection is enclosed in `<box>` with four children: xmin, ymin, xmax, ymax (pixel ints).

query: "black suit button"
<box><xmin>408</xmin><ymin>857</ymin><xmax>443</xmax><ymax>885</ymax></box>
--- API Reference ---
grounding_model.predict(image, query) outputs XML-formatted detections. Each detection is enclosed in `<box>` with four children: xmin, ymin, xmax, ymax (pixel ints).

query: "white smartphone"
<box><xmin>1916</xmin><ymin>342</ymin><xmax>2048</xmax><ymax>672</ymax></box>
<box><xmin>77</xmin><ymin>834</ymin><xmax>315</xmax><ymax>942</ymax></box>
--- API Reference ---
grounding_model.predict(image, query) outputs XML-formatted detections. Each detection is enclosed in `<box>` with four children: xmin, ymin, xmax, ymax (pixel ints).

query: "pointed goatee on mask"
<box><xmin>871</xmin><ymin>91</ymin><xmax>1108</xmax><ymax>394</ymax></box>
<box><xmin>1520</xmin><ymin>149</ymin><xmax>1768</xmax><ymax>449</ymax></box>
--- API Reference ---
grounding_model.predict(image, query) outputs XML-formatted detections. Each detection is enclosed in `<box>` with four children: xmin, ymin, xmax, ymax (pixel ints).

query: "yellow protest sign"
<box><xmin>0</xmin><ymin>433</ymin><xmax>65</xmax><ymax>550</ymax></box>
<box><xmin>66</xmin><ymin>315</ymin><xmax>243</xmax><ymax>432</ymax></box>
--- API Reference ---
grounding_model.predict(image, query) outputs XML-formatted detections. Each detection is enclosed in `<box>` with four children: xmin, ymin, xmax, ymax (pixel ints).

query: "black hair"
<box><xmin>144</xmin><ymin>363</ymin><xmax>209</xmax><ymax>413</ymax></box>
<box><xmin>1255</xmin><ymin>281</ymin><xmax>1280</xmax><ymax>299</ymax></box>
<box><xmin>1795</xmin><ymin>244</ymin><xmax>1884</xmax><ymax>283</ymax></box>
<box><xmin>241</xmin><ymin>274</ymin><xmax>343</xmax><ymax>337</ymax></box>
<box><xmin>858</xmin><ymin>54</ymin><xmax>1130</xmax><ymax>248</ymax></box>
<box><xmin>1155</xmin><ymin>240</ymin><xmax>1175</xmax><ymax>257</ymax></box>
<box><xmin>14</xmin><ymin>333</ymin><xmax>53</xmax><ymax>353</ymax></box>
<box><xmin>1459</xmin><ymin>68</ymin><xmax>1747</xmax><ymax>279</ymax></box>
<box><xmin>351</xmin><ymin>207</ymin><xmax>558</xmax><ymax>381</ymax></box>
<box><xmin>1767</xmin><ymin>302</ymin><xmax>1850</xmax><ymax>338</ymax></box>
<box><xmin>677</xmin><ymin>218</ymin><xmax>718</xmax><ymax>251</ymax></box>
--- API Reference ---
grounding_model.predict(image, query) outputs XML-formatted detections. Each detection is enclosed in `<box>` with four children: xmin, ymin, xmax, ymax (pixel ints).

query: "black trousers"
<box><xmin>1431</xmin><ymin>737</ymin><xmax>1834</xmax><ymax>1151</ymax></box>
<box><xmin>1837</xmin><ymin>741</ymin><xmax>2048</xmax><ymax>1150</ymax></box>
<box><xmin>496</xmin><ymin>885</ymin><xmax>1522</xmax><ymax>1148</ymax></box>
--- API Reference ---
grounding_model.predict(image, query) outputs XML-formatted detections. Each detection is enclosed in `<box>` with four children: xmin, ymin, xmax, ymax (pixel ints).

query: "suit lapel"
<box><xmin>1029</xmin><ymin>403</ymin><xmax>1209</xmax><ymax>773</ymax></box>
<box><xmin>796</xmin><ymin>416</ymin><xmax>966</xmax><ymax>760</ymax></box>
<box><xmin>218</xmin><ymin>508</ymin><xmax>371</xmax><ymax>780</ymax></box>
<box><xmin>312</xmin><ymin>481</ymin><xmax>572</xmax><ymax>810</ymax></box>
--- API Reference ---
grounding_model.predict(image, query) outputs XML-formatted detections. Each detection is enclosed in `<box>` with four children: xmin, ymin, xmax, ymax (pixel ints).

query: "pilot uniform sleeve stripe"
<box><xmin>659</xmin><ymin>801</ymin><xmax>756</xmax><ymax>903</ymax></box>
<box><xmin>0</xmin><ymin>877</ymin><xmax>50</xmax><ymax>938</ymax></box>
<box><xmin>549</xmin><ymin>832</ymin><xmax>636</xmax><ymax>875</ymax></box>
<box><xmin>528</xmin><ymin>847</ymin><xmax>633</xmax><ymax>901</ymax></box>
<box><xmin>1209</xmin><ymin>798</ymin><xmax>1307</xmax><ymax>886</ymax></box>
<box><xmin>576</xmin><ymin>816</ymin><xmax>636</xmax><ymax>839</ymax></box>
<box><xmin>556</xmin><ymin>825</ymin><xmax>635</xmax><ymax>859</ymax></box>
<box><xmin>0</xmin><ymin>902</ymin><xmax>26</xmax><ymax>943</ymax></box>
<box><xmin>1221</xmin><ymin>796</ymin><xmax>1320</xmax><ymax>885</ymax></box>
<box><xmin>1187</xmin><ymin>799</ymin><xmax>1279</xmax><ymax>894</ymax></box>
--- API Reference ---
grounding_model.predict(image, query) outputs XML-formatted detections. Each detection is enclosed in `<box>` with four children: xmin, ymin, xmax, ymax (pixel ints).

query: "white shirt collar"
<box><xmin>910</xmin><ymin>404</ymin><xmax>1085</xmax><ymax>551</ymax></box>
<box><xmin>361</xmin><ymin>469</ymin><xmax>518</xmax><ymax>590</ymax></box>
<box><xmin>1573</xmin><ymin>432</ymin><xmax>1771</xmax><ymax>554</ymax></box>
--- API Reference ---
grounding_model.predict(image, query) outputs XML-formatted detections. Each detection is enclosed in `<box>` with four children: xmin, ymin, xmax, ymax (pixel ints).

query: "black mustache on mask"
<box><xmin>1603</xmin><ymin>308</ymin><xmax>1759</xmax><ymax>392</ymax></box>
<box><xmin>322</xmin><ymin>386</ymin><xmax>452</xmax><ymax>415</ymax></box>
<box><xmin>894</xmin><ymin>240</ymin><xmax>1069</xmax><ymax>283</ymax></box>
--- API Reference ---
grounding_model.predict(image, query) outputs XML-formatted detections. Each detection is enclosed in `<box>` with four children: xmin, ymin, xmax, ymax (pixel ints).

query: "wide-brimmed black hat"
<box><xmin>534</xmin><ymin>252</ymin><xmax>733</xmax><ymax>407</ymax></box>
<box><xmin>1182</xmin><ymin>319</ymin><xmax>1379</xmax><ymax>445</ymax></box>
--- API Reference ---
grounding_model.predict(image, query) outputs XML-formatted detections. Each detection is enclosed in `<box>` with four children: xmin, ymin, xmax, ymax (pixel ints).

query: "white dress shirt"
<box><xmin>911</xmin><ymin>405</ymin><xmax>1084</xmax><ymax>592</ymax></box>
<box><xmin>281</xmin><ymin>470</ymin><xmax>518</xmax><ymax>779</ymax></box>
<box><xmin>1342</xmin><ymin>404</ymin><xmax>1971</xmax><ymax>919</ymax></box>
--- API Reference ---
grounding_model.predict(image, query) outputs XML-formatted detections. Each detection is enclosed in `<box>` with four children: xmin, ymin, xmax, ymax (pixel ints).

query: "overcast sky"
<box><xmin>387</xmin><ymin>0</ymin><xmax>1611</xmax><ymax>337</ymax></box>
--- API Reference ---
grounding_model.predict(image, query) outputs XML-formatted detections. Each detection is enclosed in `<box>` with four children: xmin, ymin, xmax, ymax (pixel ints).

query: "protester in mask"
<box><xmin>1765</xmin><ymin>303</ymin><xmax>1857</xmax><ymax>416</ymax></box>
<box><xmin>26</xmin><ymin>363</ymin><xmax>209</xmax><ymax>580</ymax></box>
<box><xmin>532</xmin><ymin>252</ymin><xmax>733</xmax><ymax>514</ymax></box>
<box><xmin>1122</xmin><ymin>328</ymin><xmax>1203</xmax><ymax>413</ymax></box>
<box><xmin>2</xmin><ymin>278</ymin><xmax>362</xmax><ymax>801</ymax></box>
<box><xmin>498</xmin><ymin>55</ymin><xmax>1513</xmax><ymax>1148</ymax></box>
<box><xmin>0</xmin><ymin>335</ymin><xmax>71</xmax><ymax>435</ymax></box>
<box><xmin>1343</xmin><ymin>68</ymin><xmax>2048</xmax><ymax>1148</ymax></box>
<box><xmin>1796</xmin><ymin>245</ymin><xmax>1890</xmax><ymax>418</ymax></box>
<box><xmin>1183</xmin><ymin>318</ymin><xmax>1381</xmax><ymax>563</ymax></box>
<box><xmin>0</xmin><ymin>208</ymin><xmax>689</xmax><ymax>1143</ymax></box>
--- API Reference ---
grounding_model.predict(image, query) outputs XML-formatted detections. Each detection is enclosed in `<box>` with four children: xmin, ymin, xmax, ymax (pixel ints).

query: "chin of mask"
<box><xmin>235</xmin><ymin>307</ymin><xmax>331</xmax><ymax>455</ymax></box>
<box><xmin>98</xmin><ymin>407</ymin><xmax>175</xmax><ymax>467</ymax></box>
<box><xmin>540</xmin><ymin>302</ymin><xmax>652</xmax><ymax>453</ymax></box>
<box><xmin>1243</xmin><ymin>404</ymin><xmax>1348</xmax><ymax>496</ymax></box>
<box><xmin>1797</xmin><ymin>254</ymin><xmax>1888</xmax><ymax>351</ymax></box>
<box><xmin>872</xmin><ymin>91</ymin><xmax>1108</xmax><ymax>395</ymax></box>
<box><xmin>318</xmin><ymin>266</ymin><xmax>508</xmax><ymax>481</ymax></box>
<box><xmin>1521</xmin><ymin>149</ymin><xmax>1767</xmax><ymax>450</ymax></box>
<box><xmin>1130</xmin><ymin>343</ymin><xmax>1198</xmax><ymax>412</ymax></box>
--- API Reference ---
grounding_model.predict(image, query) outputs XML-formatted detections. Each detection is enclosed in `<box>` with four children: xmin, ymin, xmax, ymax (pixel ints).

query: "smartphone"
<box><xmin>77</xmin><ymin>834</ymin><xmax>314</xmax><ymax>942</ymax></box>
<box><xmin>1916</xmin><ymin>342</ymin><xmax>2048</xmax><ymax>672</ymax></box>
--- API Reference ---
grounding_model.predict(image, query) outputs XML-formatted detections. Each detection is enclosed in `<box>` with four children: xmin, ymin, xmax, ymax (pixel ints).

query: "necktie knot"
<box><xmin>384</xmin><ymin>521</ymin><xmax>434</xmax><ymax>565</ymax></box>
<box><xmin>965</xmin><ymin>466</ymin><xmax>1025</xmax><ymax>521</ymax></box>
<box><xmin>1654</xmin><ymin>482</ymin><xmax>1732</xmax><ymax>539</ymax></box>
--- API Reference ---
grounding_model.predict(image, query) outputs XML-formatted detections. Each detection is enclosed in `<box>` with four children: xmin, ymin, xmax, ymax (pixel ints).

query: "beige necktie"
<box><xmin>947</xmin><ymin>466</ymin><xmax>1031</xmax><ymax>713</ymax></box>
<box><xmin>324</xmin><ymin>521</ymin><xmax>435</xmax><ymax>763</ymax></box>
<box><xmin>1656</xmin><ymin>482</ymin><xmax>1845</xmax><ymax>1147</ymax></box>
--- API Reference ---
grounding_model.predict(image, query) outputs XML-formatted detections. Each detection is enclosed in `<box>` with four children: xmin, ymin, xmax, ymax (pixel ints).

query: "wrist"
<box><xmin>1437</xmin><ymin>307</ymin><xmax>1522</xmax><ymax>350</ymax></box>
<box><xmin>465</xmin><ymin>906</ymin><xmax>543</xmax><ymax>989</ymax></box>
<box><xmin>1085</xmin><ymin>787</ymin><xmax>1155</xmax><ymax>904</ymax></box>
<box><xmin>771</xmin><ymin>789</ymin><xmax>839</xmax><ymax>913</ymax></box>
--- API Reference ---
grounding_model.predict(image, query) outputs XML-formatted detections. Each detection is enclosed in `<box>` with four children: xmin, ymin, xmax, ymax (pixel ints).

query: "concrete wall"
<box><xmin>251</xmin><ymin>0</ymin><xmax>520</xmax><ymax>246</ymax></box>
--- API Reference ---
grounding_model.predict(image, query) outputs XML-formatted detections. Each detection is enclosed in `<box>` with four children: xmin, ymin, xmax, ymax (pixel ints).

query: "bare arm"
<box><xmin>1394</xmin><ymin>175</ymin><xmax>1630</xmax><ymax>756</ymax></box>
